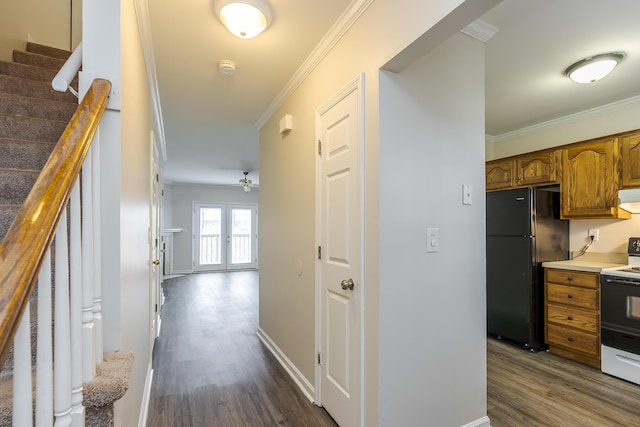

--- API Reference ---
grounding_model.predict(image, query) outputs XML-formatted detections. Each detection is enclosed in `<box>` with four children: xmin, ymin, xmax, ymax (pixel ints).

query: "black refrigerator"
<box><xmin>486</xmin><ymin>187</ymin><xmax>569</xmax><ymax>351</ymax></box>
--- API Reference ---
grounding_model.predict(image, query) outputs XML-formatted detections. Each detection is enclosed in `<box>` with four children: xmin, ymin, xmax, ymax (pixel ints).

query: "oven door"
<box><xmin>601</xmin><ymin>275</ymin><xmax>640</xmax><ymax>354</ymax></box>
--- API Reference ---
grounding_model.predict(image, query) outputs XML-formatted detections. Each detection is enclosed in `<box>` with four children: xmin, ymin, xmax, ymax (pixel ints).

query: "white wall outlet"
<box><xmin>426</xmin><ymin>228</ymin><xmax>439</xmax><ymax>253</ymax></box>
<box><xmin>588</xmin><ymin>228</ymin><xmax>599</xmax><ymax>241</ymax></box>
<box><xmin>462</xmin><ymin>184</ymin><xmax>472</xmax><ymax>205</ymax></box>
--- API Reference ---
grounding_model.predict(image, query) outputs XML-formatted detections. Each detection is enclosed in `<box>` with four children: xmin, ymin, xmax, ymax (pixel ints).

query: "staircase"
<box><xmin>0</xmin><ymin>42</ymin><xmax>133</xmax><ymax>427</ymax></box>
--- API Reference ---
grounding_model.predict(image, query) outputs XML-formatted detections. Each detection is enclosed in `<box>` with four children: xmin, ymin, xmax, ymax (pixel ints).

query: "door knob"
<box><xmin>341</xmin><ymin>278</ymin><xmax>354</xmax><ymax>291</ymax></box>
<box><xmin>152</xmin><ymin>259</ymin><xmax>160</xmax><ymax>265</ymax></box>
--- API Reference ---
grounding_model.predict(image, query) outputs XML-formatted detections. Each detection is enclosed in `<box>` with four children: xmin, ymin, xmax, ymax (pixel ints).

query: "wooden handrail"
<box><xmin>0</xmin><ymin>78</ymin><xmax>111</xmax><ymax>368</ymax></box>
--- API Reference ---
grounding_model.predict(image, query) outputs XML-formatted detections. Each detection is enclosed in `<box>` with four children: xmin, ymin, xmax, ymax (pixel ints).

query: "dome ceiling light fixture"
<box><xmin>564</xmin><ymin>52</ymin><xmax>625</xmax><ymax>84</ymax></box>
<box><xmin>214</xmin><ymin>0</ymin><xmax>272</xmax><ymax>39</ymax></box>
<box><xmin>239</xmin><ymin>171</ymin><xmax>253</xmax><ymax>192</ymax></box>
<box><xmin>218</xmin><ymin>59</ymin><xmax>237</xmax><ymax>75</ymax></box>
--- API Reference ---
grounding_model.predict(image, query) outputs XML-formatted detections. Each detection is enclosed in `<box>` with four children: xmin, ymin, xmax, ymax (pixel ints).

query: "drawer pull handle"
<box><xmin>567</xmin><ymin>316</ymin><xmax>573</xmax><ymax>321</ymax></box>
<box><xmin>567</xmin><ymin>277</ymin><xmax>573</xmax><ymax>281</ymax></box>
<box><xmin>567</xmin><ymin>294</ymin><xmax>573</xmax><ymax>299</ymax></box>
<box><xmin>567</xmin><ymin>337</ymin><xmax>574</xmax><ymax>342</ymax></box>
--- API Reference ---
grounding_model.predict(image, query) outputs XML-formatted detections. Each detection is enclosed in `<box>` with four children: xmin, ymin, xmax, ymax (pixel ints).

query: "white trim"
<box><xmin>461</xmin><ymin>416</ymin><xmax>491</xmax><ymax>427</ymax></box>
<box><xmin>171</xmin><ymin>269</ymin><xmax>192</xmax><ymax>275</ymax></box>
<box><xmin>255</xmin><ymin>0</ymin><xmax>373</xmax><ymax>129</ymax></box>
<box><xmin>460</xmin><ymin>19</ymin><xmax>498</xmax><ymax>43</ymax></box>
<box><xmin>138</xmin><ymin>364</ymin><xmax>153</xmax><ymax>427</ymax></box>
<box><xmin>486</xmin><ymin>94</ymin><xmax>640</xmax><ymax>144</ymax></box>
<box><xmin>256</xmin><ymin>328</ymin><xmax>315</xmax><ymax>402</ymax></box>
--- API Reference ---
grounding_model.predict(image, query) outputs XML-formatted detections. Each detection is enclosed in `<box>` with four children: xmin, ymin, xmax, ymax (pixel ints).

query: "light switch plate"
<box><xmin>462</xmin><ymin>184</ymin><xmax>472</xmax><ymax>205</ymax></box>
<box><xmin>427</xmin><ymin>228</ymin><xmax>439</xmax><ymax>253</ymax></box>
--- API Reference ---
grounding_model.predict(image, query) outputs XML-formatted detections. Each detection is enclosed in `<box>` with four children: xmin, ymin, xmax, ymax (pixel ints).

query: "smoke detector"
<box><xmin>218</xmin><ymin>59</ymin><xmax>237</xmax><ymax>75</ymax></box>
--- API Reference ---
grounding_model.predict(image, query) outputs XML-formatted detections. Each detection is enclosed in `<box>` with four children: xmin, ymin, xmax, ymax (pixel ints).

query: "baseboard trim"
<box><xmin>462</xmin><ymin>416</ymin><xmax>491</xmax><ymax>427</ymax></box>
<box><xmin>257</xmin><ymin>327</ymin><xmax>315</xmax><ymax>402</ymax></box>
<box><xmin>138</xmin><ymin>363</ymin><xmax>153</xmax><ymax>427</ymax></box>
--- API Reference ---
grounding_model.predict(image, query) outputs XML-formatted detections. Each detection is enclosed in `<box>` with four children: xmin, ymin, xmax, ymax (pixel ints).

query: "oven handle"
<box><xmin>602</xmin><ymin>276</ymin><xmax>640</xmax><ymax>287</ymax></box>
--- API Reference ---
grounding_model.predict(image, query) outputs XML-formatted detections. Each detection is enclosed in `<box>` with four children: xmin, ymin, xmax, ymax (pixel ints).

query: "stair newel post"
<box><xmin>13</xmin><ymin>299</ymin><xmax>32</xmax><ymax>426</ymax></box>
<box><xmin>54</xmin><ymin>209</ymin><xmax>72</xmax><ymax>427</ymax></box>
<box><xmin>81</xmin><ymin>155</ymin><xmax>96</xmax><ymax>383</ymax></box>
<box><xmin>91</xmin><ymin>133</ymin><xmax>103</xmax><ymax>366</ymax></box>
<box><xmin>69</xmin><ymin>181</ymin><xmax>85</xmax><ymax>426</ymax></box>
<box><xmin>36</xmin><ymin>252</ymin><xmax>54</xmax><ymax>426</ymax></box>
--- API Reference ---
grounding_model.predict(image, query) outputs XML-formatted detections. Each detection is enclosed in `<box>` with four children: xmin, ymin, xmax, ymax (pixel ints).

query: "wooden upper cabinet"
<box><xmin>560</xmin><ymin>137</ymin><xmax>629</xmax><ymax>219</ymax></box>
<box><xmin>621</xmin><ymin>130</ymin><xmax>640</xmax><ymax>188</ymax></box>
<box><xmin>516</xmin><ymin>150</ymin><xmax>558</xmax><ymax>187</ymax></box>
<box><xmin>486</xmin><ymin>159</ymin><xmax>515</xmax><ymax>191</ymax></box>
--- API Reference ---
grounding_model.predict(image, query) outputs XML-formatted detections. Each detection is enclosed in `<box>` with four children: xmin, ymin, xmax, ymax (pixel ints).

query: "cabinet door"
<box><xmin>560</xmin><ymin>138</ymin><xmax>621</xmax><ymax>218</ymax></box>
<box><xmin>486</xmin><ymin>159</ymin><xmax>514</xmax><ymax>191</ymax></box>
<box><xmin>621</xmin><ymin>131</ymin><xmax>640</xmax><ymax>188</ymax></box>
<box><xmin>516</xmin><ymin>150</ymin><xmax>558</xmax><ymax>187</ymax></box>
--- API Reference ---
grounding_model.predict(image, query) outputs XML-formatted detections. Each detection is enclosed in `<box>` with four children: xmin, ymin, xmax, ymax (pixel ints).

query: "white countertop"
<box><xmin>542</xmin><ymin>252</ymin><xmax>627</xmax><ymax>272</ymax></box>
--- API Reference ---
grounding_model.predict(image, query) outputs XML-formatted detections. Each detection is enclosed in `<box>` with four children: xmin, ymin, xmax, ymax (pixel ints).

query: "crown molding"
<box><xmin>460</xmin><ymin>19</ymin><xmax>498</xmax><ymax>43</ymax></box>
<box><xmin>485</xmin><ymin>94</ymin><xmax>640</xmax><ymax>144</ymax></box>
<box><xmin>255</xmin><ymin>0</ymin><xmax>373</xmax><ymax>129</ymax></box>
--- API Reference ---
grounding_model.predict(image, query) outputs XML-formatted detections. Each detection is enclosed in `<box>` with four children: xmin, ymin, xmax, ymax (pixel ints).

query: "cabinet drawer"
<box><xmin>547</xmin><ymin>283</ymin><xmax>598</xmax><ymax>310</ymax></box>
<box><xmin>547</xmin><ymin>324</ymin><xmax>599</xmax><ymax>357</ymax></box>
<box><xmin>547</xmin><ymin>303</ymin><xmax>599</xmax><ymax>333</ymax></box>
<box><xmin>546</xmin><ymin>269</ymin><xmax>599</xmax><ymax>289</ymax></box>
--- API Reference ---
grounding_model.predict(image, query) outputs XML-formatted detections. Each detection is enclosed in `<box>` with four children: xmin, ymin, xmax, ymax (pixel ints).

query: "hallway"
<box><xmin>146</xmin><ymin>271</ymin><xmax>337</xmax><ymax>426</ymax></box>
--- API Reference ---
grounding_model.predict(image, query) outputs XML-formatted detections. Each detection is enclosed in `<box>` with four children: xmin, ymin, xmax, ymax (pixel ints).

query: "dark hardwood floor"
<box><xmin>488</xmin><ymin>338</ymin><xmax>640</xmax><ymax>427</ymax></box>
<box><xmin>147</xmin><ymin>271</ymin><xmax>337</xmax><ymax>427</ymax></box>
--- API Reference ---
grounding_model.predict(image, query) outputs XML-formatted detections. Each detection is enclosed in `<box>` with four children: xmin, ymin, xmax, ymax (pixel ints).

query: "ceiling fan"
<box><xmin>239</xmin><ymin>171</ymin><xmax>253</xmax><ymax>192</ymax></box>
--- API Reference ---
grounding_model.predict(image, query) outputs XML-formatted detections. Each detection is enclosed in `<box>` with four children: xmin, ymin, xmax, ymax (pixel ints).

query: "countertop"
<box><xmin>542</xmin><ymin>252</ymin><xmax>627</xmax><ymax>272</ymax></box>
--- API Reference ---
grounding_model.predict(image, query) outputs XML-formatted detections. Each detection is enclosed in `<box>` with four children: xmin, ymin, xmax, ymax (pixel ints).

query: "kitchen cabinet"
<box><xmin>545</xmin><ymin>268</ymin><xmax>600</xmax><ymax>368</ymax></box>
<box><xmin>486</xmin><ymin>159</ymin><xmax>515</xmax><ymax>190</ymax></box>
<box><xmin>620</xmin><ymin>130</ymin><xmax>640</xmax><ymax>188</ymax></box>
<box><xmin>516</xmin><ymin>150</ymin><xmax>558</xmax><ymax>187</ymax></box>
<box><xmin>560</xmin><ymin>137</ymin><xmax>630</xmax><ymax>219</ymax></box>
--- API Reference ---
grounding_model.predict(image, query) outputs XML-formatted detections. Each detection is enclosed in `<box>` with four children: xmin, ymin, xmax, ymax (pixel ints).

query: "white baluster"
<box><xmin>13</xmin><ymin>301</ymin><xmax>32</xmax><ymax>427</ymax></box>
<box><xmin>69</xmin><ymin>182</ymin><xmax>85</xmax><ymax>426</ymax></box>
<box><xmin>54</xmin><ymin>210</ymin><xmax>72</xmax><ymax>427</ymax></box>
<box><xmin>92</xmin><ymin>133</ymin><xmax>103</xmax><ymax>365</ymax></box>
<box><xmin>36</xmin><ymin>251</ymin><xmax>53</xmax><ymax>426</ymax></box>
<box><xmin>82</xmin><ymin>152</ymin><xmax>96</xmax><ymax>382</ymax></box>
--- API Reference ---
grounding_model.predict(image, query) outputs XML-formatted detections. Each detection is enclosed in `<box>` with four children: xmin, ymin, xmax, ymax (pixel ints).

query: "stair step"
<box><xmin>0</xmin><ymin>60</ymin><xmax>57</xmax><ymax>83</ymax></box>
<box><xmin>26</xmin><ymin>42</ymin><xmax>72</xmax><ymax>61</ymax></box>
<box><xmin>0</xmin><ymin>75</ymin><xmax>76</xmax><ymax>104</ymax></box>
<box><xmin>0</xmin><ymin>114</ymin><xmax>67</xmax><ymax>143</ymax></box>
<box><xmin>0</xmin><ymin>139</ymin><xmax>55</xmax><ymax>170</ymax></box>
<box><xmin>0</xmin><ymin>168</ymin><xmax>39</xmax><ymax>205</ymax></box>
<box><xmin>0</xmin><ymin>93</ymin><xmax>76</xmax><ymax>121</ymax></box>
<box><xmin>0</xmin><ymin>204</ymin><xmax>20</xmax><ymax>242</ymax></box>
<box><xmin>12</xmin><ymin>50</ymin><xmax>65</xmax><ymax>71</ymax></box>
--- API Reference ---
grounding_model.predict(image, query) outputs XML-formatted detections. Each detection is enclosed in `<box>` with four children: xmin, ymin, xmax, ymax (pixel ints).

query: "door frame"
<box><xmin>193</xmin><ymin>202</ymin><xmax>226</xmax><ymax>272</ymax></box>
<box><xmin>314</xmin><ymin>73</ymin><xmax>365</xmax><ymax>426</ymax></box>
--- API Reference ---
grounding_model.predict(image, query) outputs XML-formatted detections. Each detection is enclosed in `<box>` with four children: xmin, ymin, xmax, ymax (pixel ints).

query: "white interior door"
<box><xmin>317</xmin><ymin>76</ymin><xmax>363</xmax><ymax>427</ymax></box>
<box><xmin>149</xmin><ymin>134</ymin><xmax>162</xmax><ymax>342</ymax></box>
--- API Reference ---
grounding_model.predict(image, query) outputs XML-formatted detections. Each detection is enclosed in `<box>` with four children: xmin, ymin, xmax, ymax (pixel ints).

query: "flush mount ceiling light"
<box><xmin>239</xmin><ymin>171</ymin><xmax>253</xmax><ymax>192</ymax></box>
<box><xmin>218</xmin><ymin>59</ymin><xmax>237</xmax><ymax>75</ymax></box>
<box><xmin>564</xmin><ymin>52</ymin><xmax>624</xmax><ymax>84</ymax></box>
<box><xmin>214</xmin><ymin>0</ymin><xmax>272</xmax><ymax>39</ymax></box>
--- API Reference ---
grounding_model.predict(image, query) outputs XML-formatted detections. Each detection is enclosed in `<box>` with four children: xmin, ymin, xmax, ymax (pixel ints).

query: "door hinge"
<box><xmin>317</xmin><ymin>352</ymin><xmax>321</xmax><ymax>365</ymax></box>
<box><xmin>318</xmin><ymin>140</ymin><xmax>322</xmax><ymax>156</ymax></box>
<box><xmin>155</xmin><ymin>303</ymin><xmax>158</xmax><ymax>313</ymax></box>
<box><xmin>155</xmin><ymin>173</ymin><xmax>159</xmax><ymax>182</ymax></box>
<box><xmin>318</xmin><ymin>246</ymin><xmax>322</xmax><ymax>260</ymax></box>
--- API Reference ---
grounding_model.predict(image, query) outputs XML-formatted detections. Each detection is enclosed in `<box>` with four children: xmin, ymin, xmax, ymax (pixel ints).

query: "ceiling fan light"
<box><xmin>564</xmin><ymin>52</ymin><xmax>624</xmax><ymax>84</ymax></box>
<box><xmin>215</xmin><ymin>0</ymin><xmax>272</xmax><ymax>39</ymax></box>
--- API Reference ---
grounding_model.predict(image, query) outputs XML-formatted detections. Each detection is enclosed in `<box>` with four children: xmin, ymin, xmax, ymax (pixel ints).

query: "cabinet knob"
<box><xmin>567</xmin><ymin>294</ymin><xmax>573</xmax><ymax>299</ymax></box>
<box><xmin>567</xmin><ymin>337</ymin><xmax>574</xmax><ymax>342</ymax></box>
<box><xmin>567</xmin><ymin>276</ymin><xmax>573</xmax><ymax>281</ymax></box>
<box><xmin>567</xmin><ymin>316</ymin><xmax>573</xmax><ymax>321</ymax></box>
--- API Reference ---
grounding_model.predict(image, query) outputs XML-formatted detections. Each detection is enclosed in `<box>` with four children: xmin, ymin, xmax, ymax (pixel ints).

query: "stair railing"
<box><xmin>52</xmin><ymin>42</ymin><xmax>82</xmax><ymax>97</ymax></box>
<box><xmin>0</xmin><ymin>78</ymin><xmax>111</xmax><ymax>426</ymax></box>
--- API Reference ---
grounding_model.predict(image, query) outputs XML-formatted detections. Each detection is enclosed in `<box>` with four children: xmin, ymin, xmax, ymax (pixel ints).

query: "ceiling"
<box><xmin>149</xmin><ymin>0</ymin><xmax>640</xmax><ymax>186</ymax></box>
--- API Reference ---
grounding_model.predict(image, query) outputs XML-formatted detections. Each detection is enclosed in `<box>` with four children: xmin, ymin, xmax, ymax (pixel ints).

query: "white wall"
<box><xmin>378</xmin><ymin>32</ymin><xmax>487</xmax><ymax>426</ymax></box>
<box><xmin>0</xmin><ymin>0</ymin><xmax>81</xmax><ymax>61</ymax></box>
<box><xmin>164</xmin><ymin>183</ymin><xmax>259</xmax><ymax>273</ymax></box>
<box><xmin>259</xmin><ymin>1</ymin><xmax>499</xmax><ymax>425</ymax></box>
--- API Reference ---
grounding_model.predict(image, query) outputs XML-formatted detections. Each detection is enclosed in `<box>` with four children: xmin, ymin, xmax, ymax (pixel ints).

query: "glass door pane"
<box><xmin>195</xmin><ymin>205</ymin><xmax>224</xmax><ymax>270</ymax></box>
<box><xmin>227</xmin><ymin>206</ymin><xmax>257</xmax><ymax>270</ymax></box>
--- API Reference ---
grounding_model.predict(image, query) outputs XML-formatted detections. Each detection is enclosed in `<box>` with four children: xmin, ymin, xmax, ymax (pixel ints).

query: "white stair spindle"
<box><xmin>70</xmin><ymin>182</ymin><xmax>85</xmax><ymax>426</ymax></box>
<box><xmin>82</xmin><ymin>153</ymin><xmax>96</xmax><ymax>382</ymax></box>
<box><xmin>92</xmin><ymin>133</ymin><xmax>103</xmax><ymax>365</ymax></box>
<box><xmin>36</xmin><ymin>251</ymin><xmax>53</xmax><ymax>427</ymax></box>
<box><xmin>54</xmin><ymin>210</ymin><xmax>72</xmax><ymax>427</ymax></box>
<box><xmin>13</xmin><ymin>302</ymin><xmax>32</xmax><ymax>427</ymax></box>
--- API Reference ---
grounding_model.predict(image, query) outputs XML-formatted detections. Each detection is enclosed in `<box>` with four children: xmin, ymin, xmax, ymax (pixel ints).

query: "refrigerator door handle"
<box><xmin>516</xmin><ymin>197</ymin><xmax>525</xmax><ymax>201</ymax></box>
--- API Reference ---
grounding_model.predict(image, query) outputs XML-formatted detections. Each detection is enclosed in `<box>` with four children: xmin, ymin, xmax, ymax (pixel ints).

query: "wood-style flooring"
<box><xmin>488</xmin><ymin>338</ymin><xmax>640</xmax><ymax>427</ymax></box>
<box><xmin>147</xmin><ymin>271</ymin><xmax>337</xmax><ymax>427</ymax></box>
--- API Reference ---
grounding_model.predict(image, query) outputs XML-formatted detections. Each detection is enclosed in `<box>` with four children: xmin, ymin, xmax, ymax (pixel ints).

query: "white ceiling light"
<box><xmin>239</xmin><ymin>171</ymin><xmax>253</xmax><ymax>192</ymax></box>
<box><xmin>214</xmin><ymin>0</ymin><xmax>272</xmax><ymax>39</ymax></box>
<box><xmin>564</xmin><ymin>52</ymin><xmax>624</xmax><ymax>84</ymax></box>
<box><xmin>218</xmin><ymin>59</ymin><xmax>237</xmax><ymax>75</ymax></box>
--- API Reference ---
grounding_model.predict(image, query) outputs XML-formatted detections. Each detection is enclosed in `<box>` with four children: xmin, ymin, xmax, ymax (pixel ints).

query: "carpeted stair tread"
<box><xmin>0</xmin><ymin>75</ymin><xmax>76</xmax><ymax>104</ymax></box>
<box><xmin>0</xmin><ymin>114</ymin><xmax>68</xmax><ymax>143</ymax></box>
<box><xmin>26</xmin><ymin>43</ymin><xmax>71</xmax><ymax>61</ymax></box>
<box><xmin>0</xmin><ymin>60</ymin><xmax>57</xmax><ymax>83</ymax></box>
<box><xmin>0</xmin><ymin>168</ymin><xmax>40</xmax><ymax>205</ymax></box>
<box><xmin>0</xmin><ymin>139</ymin><xmax>55</xmax><ymax>170</ymax></box>
<box><xmin>0</xmin><ymin>93</ymin><xmax>76</xmax><ymax>121</ymax></box>
<box><xmin>0</xmin><ymin>204</ymin><xmax>20</xmax><ymax>242</ymax></box>
<box><xmin>12</xmin><ymin>51</ymin><xmax>65</xmax><ymax>72</ymax></box>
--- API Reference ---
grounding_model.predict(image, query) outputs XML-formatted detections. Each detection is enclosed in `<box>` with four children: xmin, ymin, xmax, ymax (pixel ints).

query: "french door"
<box><xmin>193</xmin><ymin>203</ymin><xmax>257</xmax><ymax>271</ymax></box>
